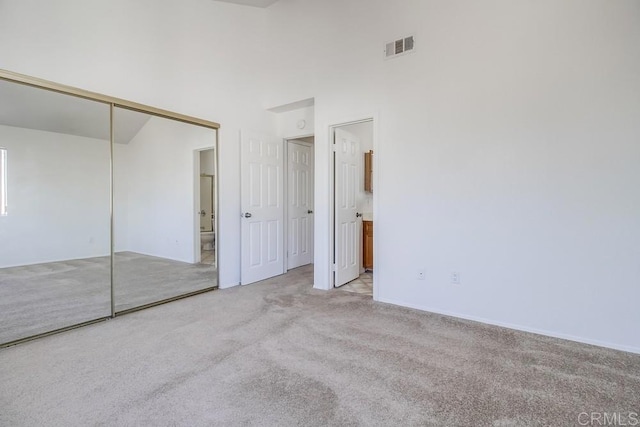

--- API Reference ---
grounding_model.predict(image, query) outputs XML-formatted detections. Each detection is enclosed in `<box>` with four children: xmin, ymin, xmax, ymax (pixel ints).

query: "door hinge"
<box><xmin>332</xmin><ymin>263</ymin><xmax>337</xmax><ymax>272</ymax></box>
<box><xmin>331</xmin><ymin>143</ymin><xmax>337</xmax><ymax>152</ymax></box>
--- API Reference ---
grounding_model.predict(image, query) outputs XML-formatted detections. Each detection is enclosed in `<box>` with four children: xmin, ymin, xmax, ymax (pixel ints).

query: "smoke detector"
<box><xmin>384</xmin><ymin>35</ymin><xmax>415</xmax><ymax>60</ymax></box>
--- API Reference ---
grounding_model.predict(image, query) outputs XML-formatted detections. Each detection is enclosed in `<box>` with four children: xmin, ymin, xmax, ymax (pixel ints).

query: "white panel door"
<box><xmin>287</xmin><ymin>141</ymin><xmax>313</xmax><ymax>270</ymax></box>
<box><xmin>241</xmin><ymin>131</ymin><xmax>284</xmax><ymax>285</ymax></box>
<box><xmin>334</xmin><ymin>128</ymin><xmax>360</xmax><ymax>287</ymax></box>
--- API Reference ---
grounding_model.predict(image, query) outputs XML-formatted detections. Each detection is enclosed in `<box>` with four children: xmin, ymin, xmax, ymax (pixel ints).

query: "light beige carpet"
<box><xmin>0</xmin><ymin>252</ymin><xmax>216</xmax><ymax>344</ymax></box>
<box><xmin>0</xmin><ymin>264</ymin><xmax>638</xmax><ymax>426</ymax></box>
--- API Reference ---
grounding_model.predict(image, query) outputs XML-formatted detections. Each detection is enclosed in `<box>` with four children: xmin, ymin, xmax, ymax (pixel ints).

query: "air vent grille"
<box><xmin>395</xmin><ymin>39</ymin><xmax>404</xmax><ymax>54</ymax></box>
<box><xmin>404</xmin><ymin>36</ymin><xmax>414</xmax><ymax>51</ymax></box>
<box><xmin>385</xmin><ymin>35</ymin><xmax>415</xmax><ymax>60</ymax></box>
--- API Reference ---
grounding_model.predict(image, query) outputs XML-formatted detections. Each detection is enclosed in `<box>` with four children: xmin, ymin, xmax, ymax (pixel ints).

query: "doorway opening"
<box><xmin>285</xmin><ymin>136</ymin><xmax>315</xmax><ymax>272</ymax></box>
<box><xmin>331</xmin><ymin>119</ymin><xmax>374</xmax><ymax>297</ymax></box>
<box><xmin>196</xmin><ymin>147</ymin><xmax>216</xmax><ymax>267</ymax></box>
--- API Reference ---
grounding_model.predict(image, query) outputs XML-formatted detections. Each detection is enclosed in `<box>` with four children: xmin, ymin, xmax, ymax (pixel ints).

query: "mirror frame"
<box><xmin>0</xmin><ymin>68</ymin><xmax>220</xmax><ymax>347</ymax></box>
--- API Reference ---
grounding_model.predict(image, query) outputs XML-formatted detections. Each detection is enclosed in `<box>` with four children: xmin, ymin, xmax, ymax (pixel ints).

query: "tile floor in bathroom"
<box><xmin>200</xmin><ymin>250</ymin><xmax>215</xmax><ymax>265</ymax></box>
<box><xmin>338</xmin><ymin>271</ymin><xmax>373</xmax><ymax>296</ymax></box>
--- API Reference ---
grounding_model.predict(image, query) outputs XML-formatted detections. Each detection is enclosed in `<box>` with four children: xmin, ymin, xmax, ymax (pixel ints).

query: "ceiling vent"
<box><xmin>384</xmin><ymin>35</ymin><xmax>415</xmax><ymax>60</ymax></box>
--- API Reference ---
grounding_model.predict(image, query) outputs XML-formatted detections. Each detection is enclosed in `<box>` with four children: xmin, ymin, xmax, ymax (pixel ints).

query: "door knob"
<box><xmin>243</xmin><ymin>212</ymin><xmax>252</xmax><ymax>218</ymax></box>
<box><xmin>199</xmin><ymin>210</ymin><xmax>206</xmax><ymax>216</ymax></box>
<box><xmin>356</xmin><ymin>212</ymin><xmax>363</xmax><ymax>218</ymax></box>
<box><xmin>307</xmin><ymin>210</ymin><xmax>313</xmax><ymax>214</ymax></box>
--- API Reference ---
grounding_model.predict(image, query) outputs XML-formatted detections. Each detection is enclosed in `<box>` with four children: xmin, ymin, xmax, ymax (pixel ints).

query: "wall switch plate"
<box><xmin>451</xmin><ymin>272</ymin><xmax>460</xmax><ymax>285</ymax></box>
<box><xmin>417</xmin><ymin>269</ymin><xmax>426</xmax><ymax>280</ymax></box>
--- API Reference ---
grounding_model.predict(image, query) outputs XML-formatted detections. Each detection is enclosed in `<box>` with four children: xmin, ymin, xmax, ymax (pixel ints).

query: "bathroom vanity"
<box><xmin>363</xmin><ymin>220</ymin><xmax>373</xmax><ymax>271</ymax></box>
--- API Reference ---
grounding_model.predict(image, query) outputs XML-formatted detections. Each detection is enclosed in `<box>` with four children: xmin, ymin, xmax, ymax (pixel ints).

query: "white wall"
<box><xmin>200</xmin><ymin>149</ymin><xmax>215</xmax><ymax>176</ymax></box>
<box><xmin>113</xmin><ymin>143</ymin><xmax>129</xmax><ymax>254</ymax></box>
<box><xmin>275</xmin><ymin>106</ymin><xmax>315</xmax><ymax>139</ymax></box>
<box><xmin>263</xmin><ymin>0</ymin><xmax>640</xmax><ymax>353</ymax></box>
<box><xmin>0</xmin><ymin>125</ymin><xmax>110</xmax><ymax>268</ymax></box>
<box><xmin>0</xmin><ymin>0</ymin><xmax>275</xmax><ymax>288</ymax></box>
<box><xmin>2</xmin><ymin>0</ymin><xmax>639</xmax><ymax>353</ymax></box>
<box><xmin>114</xmin><ymin>116</ymin><xmax>216</xmax><ymax>263</ymax></box>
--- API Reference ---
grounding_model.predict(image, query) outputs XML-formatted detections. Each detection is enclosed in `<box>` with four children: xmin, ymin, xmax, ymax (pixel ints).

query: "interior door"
<box><xmin>287</xmin><ymin>140</ymin><xmax>313</xmax><ymax>270</ymax></box>
<box><xmin>334</xmin><ymin>128</ymin><xmax>360</xmax><ymax>287</ymax></box>
<box><xmin>240</xmin><ymin>131</ymin><xmax>284</xmax><ymax>285</ymax></box>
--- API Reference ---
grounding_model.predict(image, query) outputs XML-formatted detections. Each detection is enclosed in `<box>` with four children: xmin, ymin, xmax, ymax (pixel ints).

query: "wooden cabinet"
<box><xmin>364</xmin><ymin>150</ymin><xmax>373</xmax><ymax>193</ymax></box>
<box><xmin>363</xmin><ymin>220</ymin><xmax>373</xmax><ymax>271</ymax></box>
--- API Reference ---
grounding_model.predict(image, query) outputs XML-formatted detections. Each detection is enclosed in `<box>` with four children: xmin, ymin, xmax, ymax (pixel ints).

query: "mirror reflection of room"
<box><xmin>113</xmin><ymin>108</ymin><xmax>218</xmax><ymax>313</ymax></box>
<box><xmin>199</xmin><ymin>148</ymin><xmax>216</xmax><ymax>265</ymax></box>
<box><xmin>0</xmin><ymin>79</ymin><xmax>111</xmax><ymax>344</ymax></box>
<box><xmin>0</xmin><ymin>73</ymin><xmax>220</xmax><ymax>347</ymax></box>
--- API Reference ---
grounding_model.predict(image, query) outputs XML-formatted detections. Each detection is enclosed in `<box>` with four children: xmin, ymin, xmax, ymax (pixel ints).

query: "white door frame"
<box><xmin>284</xmin><ymin>137</ymin><xmax>314</xmax><ymax>271</ymax></box>
<box><xmin>333</xmin><ymin>127</ymin><xmax>361</xmax><ymax>287</ymax></box>
<box><xmin>327</xmin><ymin>115</ymin><xmax>378</xmax><ymax>300</ymax></box>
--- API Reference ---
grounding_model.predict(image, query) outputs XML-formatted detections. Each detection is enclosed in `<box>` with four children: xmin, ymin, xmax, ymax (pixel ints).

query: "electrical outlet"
<box><xmin>417</xmin><ymin>269</ymin><xmax>426</xmax><ymax>280</ymax></box>
<box><xmin>451</xmin><ymin>272</ymin><xmax>460</xmax><ymax>285</ymax></box>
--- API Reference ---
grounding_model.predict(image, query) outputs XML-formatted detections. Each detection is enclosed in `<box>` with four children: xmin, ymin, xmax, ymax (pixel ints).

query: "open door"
<box><xmin>334</xmin><ymin>128</ymin><xmax>360</xmax><ymax>287</ymax></box>
<box><xmin>240</xmin><ymin>131</ymin><xmax>284</xmax><ymax>285</ymax></box>
<box><xmin>287</xmin><ymin>140</ymin><xmax>314</xmax><ymax>270</ymax></box>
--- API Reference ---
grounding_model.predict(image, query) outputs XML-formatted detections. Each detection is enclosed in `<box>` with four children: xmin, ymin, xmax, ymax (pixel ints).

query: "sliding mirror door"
<box><xmin>112</xmin><ymin>107</ymin><xmax>217</xmax><ymax>313</ymax></box>
<box><xmin>0</xmin><ymin>79</ymin><xmax>111</xmax><ymax>345</ymax></box>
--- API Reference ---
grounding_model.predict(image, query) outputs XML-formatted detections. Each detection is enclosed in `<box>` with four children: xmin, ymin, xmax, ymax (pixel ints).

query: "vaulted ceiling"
<box><xmin>0</xmin><ymin>80</ymin><xmax>150</xmax><ymax>144</ymax></box>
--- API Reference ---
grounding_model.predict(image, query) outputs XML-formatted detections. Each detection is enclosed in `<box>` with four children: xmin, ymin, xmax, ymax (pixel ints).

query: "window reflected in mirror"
<box><xmin>0</xmin><ymin>72</ymin><xmax>219</xmax><ymax>346</ymax></box>
<box><xmin>0</xmin><ymin>79</ymin><xmax>111</xmax><ymax>344</ymax></box>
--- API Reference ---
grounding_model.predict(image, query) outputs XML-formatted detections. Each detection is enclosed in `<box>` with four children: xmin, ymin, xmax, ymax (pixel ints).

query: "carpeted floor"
<box><xmin>113</xmin><ymin>251</ymin><xmax>217</xmax><ymax>311</ymax></box>
<box><xmin>0</xmin><ymin>252</ymin><xmax>216</xmax><ymax>344</ymax></box>
<box><xmin>0</xmin><ymin>264</ymin><xmax>638</xmax><ymax>426</ymax></box>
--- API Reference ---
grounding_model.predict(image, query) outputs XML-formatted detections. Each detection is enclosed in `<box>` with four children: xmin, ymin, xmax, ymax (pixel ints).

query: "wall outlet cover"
<box><xmin>451</xmin><ymin>272</ymin><xmax>460</xmax><ymax>284</ymax></box>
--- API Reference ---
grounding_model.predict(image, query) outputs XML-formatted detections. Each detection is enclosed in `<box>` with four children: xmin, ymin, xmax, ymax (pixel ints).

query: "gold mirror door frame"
<box><xmin>0</xmin><ymin>69</ymin><xmax>219</xmax><ymax>347</ymax></box>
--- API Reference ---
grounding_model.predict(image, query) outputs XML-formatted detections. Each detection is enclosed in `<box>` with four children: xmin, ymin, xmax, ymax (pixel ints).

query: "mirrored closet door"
<box><xmin>0</xmin><ymin>71</ymin><xmax>219</xmax><ymax>346</ymax></box>
<box><xmin>0</xmin><ymin>79</ymin><xmax>111</xmax><ymax>344</ymax></box>
<box><xmin>112</xmin><ymin>107</ymin><xmax>218</xmax><ymax>313</ymax></box>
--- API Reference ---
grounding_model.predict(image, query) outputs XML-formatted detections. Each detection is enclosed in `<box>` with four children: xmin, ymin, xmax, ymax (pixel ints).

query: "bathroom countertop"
<box><xmin>362</xmin><ymin>212</ymin><xmax>373</xmax><ymax>221</ymax></box>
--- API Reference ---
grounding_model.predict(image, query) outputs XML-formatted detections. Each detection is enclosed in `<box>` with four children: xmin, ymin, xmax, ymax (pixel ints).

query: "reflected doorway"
<box><xmin>112</xmin><ymin>108</ymin><xmax>218</xmax><ymax>313</ymax></box>
<box><xmin>198</xmin><ymin>148</ymin><xmax>216</xmax><ymax>266</ymax></box>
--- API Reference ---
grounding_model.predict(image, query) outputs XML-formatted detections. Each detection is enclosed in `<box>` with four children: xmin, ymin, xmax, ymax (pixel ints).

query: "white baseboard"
<box><xmin>219</xmin><ymin>281</ymin><xmax>240</xmax><ymax>290</ymax></box>
<box><xmin>377</xmin><ymin>297</ymin><xmax>640</xmax><ymax>355</ymax></box>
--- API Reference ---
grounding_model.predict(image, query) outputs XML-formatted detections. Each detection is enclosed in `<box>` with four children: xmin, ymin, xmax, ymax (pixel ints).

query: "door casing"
<box><xmin>326</xmin><ymin>116</ymin><xmax>377</xmax><ymax>299</ymax></box>
<box><xmin>333</xmin><ymin>127</ymin><xmax>360</xmax><ymax>287</ymax></box>
<box><xmin>193</xmin><ymin>146</ymin><xmax>217</xmax><ymax>265</ymax></box>
<box><xmin>285</xmin><ymin>139</ymin><xmax>314</xmax><ymax>271</ymax></box>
